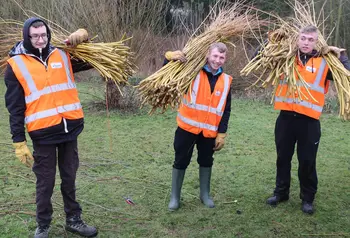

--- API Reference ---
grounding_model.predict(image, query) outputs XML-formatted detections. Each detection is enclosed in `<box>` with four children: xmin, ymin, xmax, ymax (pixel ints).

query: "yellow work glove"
<box><xmin>165</xmin><ymin>50</ymin><xmax>187</xmax><ymax>62</ymax></box>
<box><xmin>213</xmin><ymin>133</ymin><xmax>226</xmax><ymax>151</ymax></box>
<box><xmin>67</xmin><ymin>28</ymin><xmax>88</xmax><ymax>46</ymax></box>
<box><xmin>13</xmin><ymin>141</ymin><xmax>34</xmax><ymax>168</ymax></box>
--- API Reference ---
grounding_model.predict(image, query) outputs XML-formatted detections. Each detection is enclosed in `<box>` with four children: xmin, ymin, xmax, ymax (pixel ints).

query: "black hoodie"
<box><xmin>22</xmin><ymin>17</ymin><xmax>52</xmax><ymax>60</ymax></box>
<box><xmin>4</xmin><ymin>17</ymin><xmax>92</xmax><ymax>144</ymax></box>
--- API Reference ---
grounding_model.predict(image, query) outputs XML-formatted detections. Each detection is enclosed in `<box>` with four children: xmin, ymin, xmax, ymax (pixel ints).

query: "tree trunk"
<box><xmin>105</xmin><ymin>81</ymin><xmax>123</xmax><ymax>109</ymax></box>
<box><xmin>334</xmin><ymin>0</ymin><xmax>343</xmax><ymax>46</ymax></box>
<box><xmin>329</xmin><ymin>0</ymin><xmax>334</xmax><ymax>45</ymax></box>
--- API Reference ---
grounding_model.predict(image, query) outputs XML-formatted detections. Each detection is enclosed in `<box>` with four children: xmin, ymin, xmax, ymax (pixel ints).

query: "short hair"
<box><xmin>300</xmin><ymin>25</ymin><xmax>318</xmax><ymax>34</ymax></box>
<box><xmin>31</xmin><ymin>21</ymin><xmax>45</xmax><ymax>28</ymax></box>
<box><xmin>209</xmin><ymin>42</ymin><xmax>227</xmax><ymax>53</ymax></box>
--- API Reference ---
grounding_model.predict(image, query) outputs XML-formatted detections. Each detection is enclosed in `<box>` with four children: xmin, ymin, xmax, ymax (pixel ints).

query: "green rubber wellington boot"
<box><xmin>199</xmin><ymin>167</ymin><xmax>215</xmax><ymax>208</ymax></box>
<box><xmin>168</xmin><ymin>168</ymin><xmax>186</xmax><ymax>211</ymax></box>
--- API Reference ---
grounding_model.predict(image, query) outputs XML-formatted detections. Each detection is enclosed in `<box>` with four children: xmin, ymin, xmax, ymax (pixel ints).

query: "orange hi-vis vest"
<box><xmin>177</xmin><ymin>70</ymin><xmax>232</xmax><ymax>138</ymax></box>
<box><xmin>274</xmin><ymin>56</ymin><xmax>329</xmax><ymax>120</ymax></box>
<box><xmin>7</xmin><ymin>49</ymin><xmax>84</xmax><ymax>132</ymax></box>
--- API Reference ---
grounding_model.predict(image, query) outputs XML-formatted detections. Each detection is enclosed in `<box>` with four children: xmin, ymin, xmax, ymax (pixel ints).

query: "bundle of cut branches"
<box><xmin>137</xmin><ymin>2</ymin><xmax>263</xmax><ymax>114</ymax></box>
<box><xmin>241</xmin><ymin>0</ymin><xmax>350</xmax><ymax>120</ymax></box>
<box><xmin>0</xmin><ymin>17</ymin><xmax>135</xmax><ymax>91</ymax></box>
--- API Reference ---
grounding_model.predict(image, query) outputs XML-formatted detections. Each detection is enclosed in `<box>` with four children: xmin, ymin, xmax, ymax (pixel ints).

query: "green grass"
<box><xmin>0</xmin><ymin>78</ymin><xmax>350</xmax><ymax>238</ymax></box>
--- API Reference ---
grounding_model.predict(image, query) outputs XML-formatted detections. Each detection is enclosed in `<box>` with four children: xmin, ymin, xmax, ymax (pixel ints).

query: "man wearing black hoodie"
<box><xmin>4</xmin><ymin>17</ymin><xmax>97</xmax><ymax>237</ymax></box>
<box><xmin>266</xmin><ymin>25</ymin><xmax>350</xmax><ymax>214</ymax></box>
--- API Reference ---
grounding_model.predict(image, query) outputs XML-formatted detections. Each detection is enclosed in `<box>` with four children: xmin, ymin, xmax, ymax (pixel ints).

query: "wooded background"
<box><xmin>1</xmin><ymin>0</ymin><xmax>349</xmax><ymax>108</ymax></box>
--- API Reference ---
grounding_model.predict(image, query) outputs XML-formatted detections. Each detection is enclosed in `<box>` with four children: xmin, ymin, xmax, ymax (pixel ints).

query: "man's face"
<box><xmin>206</xmin><ymin>47</ymin><xmax>227</xmax><ymax>72</ymax></box>
<box><xmin>29</xmin><ymin>25</ymin><xmax>48</xmax><ymax>49</ymax></box>
<box><xmin>297</xmin><ymin>32</ymin><xmax>318</xmax><ymax>54</ymax></box>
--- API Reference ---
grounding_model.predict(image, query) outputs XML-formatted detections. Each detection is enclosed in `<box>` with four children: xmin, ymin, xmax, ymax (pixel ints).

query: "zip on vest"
<box><xmin>26</xmin><ymin>48</ymin><xmax>56</xmax><ymax>69</ymax></box>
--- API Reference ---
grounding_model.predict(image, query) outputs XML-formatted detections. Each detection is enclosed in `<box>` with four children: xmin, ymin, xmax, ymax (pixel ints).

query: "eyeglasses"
<box><xmin>29</xmin><ymin>34</ymin><xmax>48</xmax><ymax>41</ymax></box>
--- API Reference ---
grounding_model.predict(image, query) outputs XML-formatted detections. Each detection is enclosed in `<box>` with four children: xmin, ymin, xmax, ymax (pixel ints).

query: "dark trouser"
<box><xmin>32</xmin><ymin>140</ymin><xmax>82</xmax><ymax>226</ymax></box>
<box><xmin>274</xmin><ymin>111</ymin><xmax>321</xmax><ymax>203</ymax></box>
<box><xmin>173</xmin><ymin>127</ymin><xmax>216</xmax><ymax>169</ymax></box>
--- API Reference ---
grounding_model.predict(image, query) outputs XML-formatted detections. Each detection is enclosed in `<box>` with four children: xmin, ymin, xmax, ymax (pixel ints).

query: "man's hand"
<box><xmin>66</xmin><ymin>28</ymin><xmax>88</xmax><ymax>46</ymax></box>
<box><xmin>165</xmin><ymin>50</ymin><xmax>187</xmax><ymax>62</ymax></box>
<box><xmin>322</xmin><ymin>46</ymin><xmax>346</xmax><ymax>58</ymax></box>
<box><xmin>13</xmin><ymin>141</ymin><xmax>34</xmax><ymax>168</ymax></box>
<box><xmin>213</xmin><ymin>133</ymin><xmax>226</xmax><ymax>151</ymax></box>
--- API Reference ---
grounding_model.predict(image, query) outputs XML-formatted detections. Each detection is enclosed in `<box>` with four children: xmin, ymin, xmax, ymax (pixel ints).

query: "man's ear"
<box><xmin>206</xmin><ymin>49</ymin><xmax>210</xmax><ymax>59</ymax></box>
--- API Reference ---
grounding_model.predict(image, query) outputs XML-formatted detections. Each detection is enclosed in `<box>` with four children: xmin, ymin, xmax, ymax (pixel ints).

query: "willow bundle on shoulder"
<box><xmin>0</xmin><ymin>18</ymin><xmax>135</xmax><ymax>90</ymax></box>
<box><xmin>137</xmin><ymin>2</ymin><xmax>263</xmax><ymax>114</ymax></box>
<box><xmin>241</xmin><ymin>0</ymin><xmax>350</xmax><ymax>120</ymax></box>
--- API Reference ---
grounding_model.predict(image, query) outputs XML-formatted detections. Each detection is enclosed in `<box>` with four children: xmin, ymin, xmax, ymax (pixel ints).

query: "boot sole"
<box><xmin>200</xmin><ymin>198</ymin><xmax>215</xmax><ymax>208</ymax></box>
<box><xmin>302</xmin><ymin>209</ymin><xmax>314</xmax><ymax>215</ymax></box>
<box><xmin>65</xmin><ymin>226</ymin><xmax>98</xmax><ymax>237</ymax></box>
<box><xmin>168</xmin><ymin>205</ymin><xmax>180</xmax><ymax>211</ymax></box>
<box><xmin>266</xmin><ymin>198</ymin><xmax>289</xmax><ymax>206</ymax></box>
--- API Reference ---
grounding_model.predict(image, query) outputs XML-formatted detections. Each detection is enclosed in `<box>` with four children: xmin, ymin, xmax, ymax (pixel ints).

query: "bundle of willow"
<box><xmin>241</xmin><ymin>0</ymin><xmax>350</xmax><ymax>120</ymax></box>
<box><xmin>137</xmin><ymin>2</ymin><xmax>262</xmax><ymax>114</ymax></box>
<box><xmin>0</xmin><ymin>18</ymin><xmax>135</xmax><ymax>90</ymax></box>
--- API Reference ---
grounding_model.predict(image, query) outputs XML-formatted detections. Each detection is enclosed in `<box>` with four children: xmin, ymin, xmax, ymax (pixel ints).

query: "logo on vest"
<box><xmin>306</xmin><ymin>66</ymin><xmax>317</xmax><ymax>73</ymax></box>
<box><xmin>51</xmin><ymin>62</ymin><xmax>62</xmax><ymax>69</ymax></box>
<box><xmin>215</xmin><ymin>90</ymin><xmax>221</xmax><ymax>96</ymax></box>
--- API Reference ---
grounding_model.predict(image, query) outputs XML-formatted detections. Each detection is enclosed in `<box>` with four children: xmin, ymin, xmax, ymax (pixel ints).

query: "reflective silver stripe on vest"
<box><xmin>182</xmin><ymin>98</ymin><xmax>223</xmax><ymax>116</ymax></box>
<box><xmin>57</xmin><ymin>49</ymin><xmax>74</xmax><ymax>84</ymax></box>
<box><xmin>183</xmin><ymin>73</ymin><xmax>230</xmax><ymax>116</ymax></box>
<box><xmin>14</xmin><ymin>50</ymin><xmax>75</xmax><ymax>104</ymax></box>
<box><xmin>217</xmin><ymin>74</ymin><xmax>230</xmax><ymax>111</ymax></box>
<box><xmin>280</xmin><ymin>79</ymin><xmax>304</xmax><ymax>86</ymax></box>
<box><xmin>12</xmin><ymin>55</ymin><xmax>38</xmax><ymax>92</ymax></box>
<box><xmin>190</xmin><ymin>74</ymin><xmax>200</xmax><ymax>103</ymax></box>
<box><xmin>310</xmin><ymin>58</ymin><xmax>327</xmax><ymax>93</ymax></box>
<box><xmin>25</xmin><ymin>102</ymin><xmax>82</xmax><ymax>124</ymax></box>
<box><xmin>25</xmin><ymin>82</ymin><xmax>77</xmax><ymax>103</ymax></box>
<box><xmin>177</xmin><ymin>113</ymin><xmax>218</xmax><ymax>132</ymax></box>
<box><xmin>274</xmin><ymin>97</ymin><xmax>323</xmax><ymax>112</ymax></box>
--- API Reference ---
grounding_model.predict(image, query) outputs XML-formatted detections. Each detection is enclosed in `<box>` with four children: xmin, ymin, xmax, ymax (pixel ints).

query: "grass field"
<box><xmin>0</xmin><ymin>78</ymin><xmax>349</xmax><ymax>238</ymax></box>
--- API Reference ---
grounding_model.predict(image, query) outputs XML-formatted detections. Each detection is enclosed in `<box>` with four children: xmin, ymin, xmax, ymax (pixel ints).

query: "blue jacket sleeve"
<box><xmin>326</xmin><ymin>53</ymin><xmax>350</xmax><ymax>80</ymax></box>
<box><xmin>4</xmin><ymin>64</ymin><xmax>26</xmax><ymax>143</ymax></box>
<box><xmin>339</xmin><ymin>53</ymin><xmax>350</xmax><ymax>70</ymax></box>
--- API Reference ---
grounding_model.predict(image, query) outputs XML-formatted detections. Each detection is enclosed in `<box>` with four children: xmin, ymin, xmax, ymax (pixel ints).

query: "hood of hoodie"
<box><xmin>299</xmin><ymin>49</ymin><xmax>320</xmax><ymax>58</ymax></box>
<box><xmin>9</xmin><ymin>17</ymin><xmax>55</xmax><ymax>59</ymax></box>
<box><xmin>298</xmin><ymin>49</ymin><xmax>321</xmax><ymax>66</ymax></box>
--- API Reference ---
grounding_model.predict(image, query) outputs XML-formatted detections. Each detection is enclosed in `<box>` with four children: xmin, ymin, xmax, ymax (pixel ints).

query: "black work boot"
<box><xmin>199</xmin><ymin>167</ymin><xmax>215</xmax><ymax>208</ymax></box>
<box><xmin>34</xmin><ymin>225</ymin><xmax>50</xmax><ymax>238</ymax></box>
<box><xmin>266</xmin><ymin>195</ymin><xmax>289</xmax><ymax>206</ymax></box>
<box><xmin>301</xmin><ymin>201</ymin><xmax>314</xmax><ymax>214</ymax></box>
<box><xmin>168</xmin><ymin>168</ymin><xmax>186</xmax><ymax>211</ymax></box>
<box><xmin>65</xmin><ymin>215</ymin><xmax>98</xmax><ymax>237</ymax></box>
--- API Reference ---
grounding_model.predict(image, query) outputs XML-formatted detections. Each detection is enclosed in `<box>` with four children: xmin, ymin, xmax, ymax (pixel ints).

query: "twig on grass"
<box><xmin>78</xmin><ymin>199</ymin><xmax>121</xmax><ymax>213</ymax></box>
<box><xmin>0</xmin><ymin>200</ymin><xmax>36</xmax><ymax>207</ymax></box>
<box><xmin>7</xmin><ymin>172</ymin><xmax>35</xmax><ymax>183</ymax></box>
<box><xmin>0</xmin><ymin>210</ymin><xmax>36</xmax><ymax>216</ymax></box>
<box><xmin>301</xmin><ymin>233</ymin><xmax>350</xmax><ymax>237</ymax></box>
<box><xmin>94</xmin><ymin>176</ymin><xmax>122</xmax><ymax>182</ymax></box>
<box><xmin>272</xmin><ymin>220</ymin><xmax>287</xmax><ymax>227</ymax></box>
